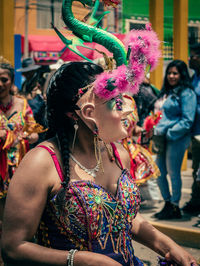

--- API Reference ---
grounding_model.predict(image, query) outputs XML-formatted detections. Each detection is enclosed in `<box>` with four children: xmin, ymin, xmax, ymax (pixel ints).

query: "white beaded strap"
<box><xmin>66</xmin><ymin>249</ymin><xmax>78</xmax><ymax>266</ymax></box>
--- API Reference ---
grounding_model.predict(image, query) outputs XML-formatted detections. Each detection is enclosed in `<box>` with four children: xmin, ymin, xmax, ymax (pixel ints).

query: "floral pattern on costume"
<box><xmin>37</xmin><ymin>169</ymin><xmax>141</xmax><ymax>265</ymax></box>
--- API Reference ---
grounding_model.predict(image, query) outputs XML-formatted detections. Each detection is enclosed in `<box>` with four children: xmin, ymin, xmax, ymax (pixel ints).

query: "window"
<box><xmin>37</xmin><ymin>0</ymin><xmax>64</xmax><ymax>29</ymax></box>
<box><xmin>188</xmin><ymin>23</ymin><xmax>200</xmax><ymax>44</ymax></box>
<box><xmin>125</xmin><ymin>18</ymin><xmax>148</xmax><ymax>32</ymax></box>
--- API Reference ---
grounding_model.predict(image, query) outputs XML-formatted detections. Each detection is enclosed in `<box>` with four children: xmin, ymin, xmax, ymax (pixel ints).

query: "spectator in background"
<box><xmin>134</xmin><ymin>73</ymin><xmax>159</xmax><ymax>127</ymax></box>
<box><xmin>0</xmin><ymin>60</ymin><xmax>42</xmax><ymax>260</ymax></box>
<box><xmin>153</xmin><ymin>60</ymin><xmax>197</xmax><ymax>220</ymax></box>
<box><xmin>24</xmin><ymin>73</ymin><xmax>47</xmax><ymax>147</ymax></box>
<box><xmin>16</xmin><ymin>57</ymin><xmax>41</xmax><ymax>94</ymax></box>
<box><xmin>182</xmin><ymin>44</ymin><xmax>200</xmax><ymax>214</ymax></box>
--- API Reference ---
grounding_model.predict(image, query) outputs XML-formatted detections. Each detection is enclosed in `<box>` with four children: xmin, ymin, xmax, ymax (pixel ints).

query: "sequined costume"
<box><xmin>36</xmin><ymin>145</ymin><xmax>143</xmax><ymax>266</ymax></box>
<box><xmin>0</xmin><ymin>96</ymin><xmax>44</xmax><ymax>199</ymax></box>
<box><xmin>122</xmin><ymin>96</ymin><xmax>160</xmax><ymax>185</ymax></box>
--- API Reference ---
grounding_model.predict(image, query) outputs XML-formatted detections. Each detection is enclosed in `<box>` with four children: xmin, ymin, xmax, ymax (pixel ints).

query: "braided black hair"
<box><xmin>46</xmin><ymin>62</ymin><xmax>103</xmax><ymax>205</ymax></box>
<box><xmin>0</xmin><ymin>63</ymin><xmax>15</xmax><ymax>83</ymax></box>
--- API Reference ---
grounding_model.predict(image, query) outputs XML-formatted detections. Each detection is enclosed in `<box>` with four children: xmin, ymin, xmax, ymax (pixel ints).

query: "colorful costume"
<box><xmin>0</xmin><ymin>96</ymin><xmax>44</xmax><ymax>198</ymax></box>
<box><xmin>122</xmin><ymin>96</ymin><xmax>160</xmax><ymax>185</ymax></box>
<box><xmin>44</xmin><ymin>1</ymin><xmax>161</xmax><ymax>264</ymax></box>
<box><xmin>36</xmin><ymin>145</ymin><xmax>143</xmax><ymax>266</ymax></box>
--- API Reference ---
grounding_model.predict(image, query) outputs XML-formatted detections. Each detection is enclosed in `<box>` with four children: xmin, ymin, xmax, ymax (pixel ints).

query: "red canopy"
<box><xmin>21</xmin><ymin>35</ymin><xmax>66</xmax><ymax>53</ymax></box>
<box><xmin>21</xmin><ymin>33</ymin><xmax>126</xmax><ymax>62</ymax></box>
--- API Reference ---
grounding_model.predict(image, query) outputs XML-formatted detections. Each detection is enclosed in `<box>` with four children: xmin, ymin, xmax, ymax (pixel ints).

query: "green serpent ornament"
<box><xmin>53</xmin><ymin>0</ymin><xmax>127</xmax><ymax>66</ymax></box>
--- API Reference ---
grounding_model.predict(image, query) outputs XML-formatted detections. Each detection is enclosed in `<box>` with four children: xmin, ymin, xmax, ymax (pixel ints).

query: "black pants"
<box><xmin>191</xmin><ymin>137</ymin><xmax>200</xmax><ymax>202</ymax></box>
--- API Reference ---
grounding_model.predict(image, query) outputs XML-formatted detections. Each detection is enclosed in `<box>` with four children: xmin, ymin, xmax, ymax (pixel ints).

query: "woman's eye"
<box><xmin>1</xmin><ymin>78</ymin><xmax>9</xmax><ymax>83</ymax></box>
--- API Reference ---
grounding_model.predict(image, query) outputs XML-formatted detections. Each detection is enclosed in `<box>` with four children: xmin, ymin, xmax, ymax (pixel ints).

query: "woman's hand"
<box><xmin>164</xmin><ymin>246</ymin><xmax>198</xmax><ymax>266</ymax></box>
<box><xmin>131</xmin><ymin>214</ymin><xmax>198</xmax><ymax>266</ymax></box>
<box><xmin>19</xmin><ymin>132</ymin><xmax>39</xmax><ymax>144</ymax></box>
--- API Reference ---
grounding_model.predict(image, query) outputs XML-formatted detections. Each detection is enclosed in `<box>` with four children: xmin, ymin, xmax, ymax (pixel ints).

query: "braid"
<box><xmin>56</xmin><ymin>128</ymin><xmax>71</xmax><ymax>207</ymax></box>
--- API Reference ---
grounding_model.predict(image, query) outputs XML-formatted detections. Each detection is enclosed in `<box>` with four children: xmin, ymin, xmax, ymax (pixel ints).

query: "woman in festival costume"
<box><xmin>0</xmin><ymin>60</ymin><xmax>45</xmax><ymax>226</ymax></box>
<box><xmin>1</xmin><ymin>0</ymin><xmax>198</xmax><ymax>265</ymax></box>
<box><xmin>1</xmin><ymin>62</ymin><xmax>197</xmax><ymax>265</ymax></box>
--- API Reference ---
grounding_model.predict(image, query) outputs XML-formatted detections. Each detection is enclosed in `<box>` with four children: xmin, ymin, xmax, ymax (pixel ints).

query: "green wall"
<box><xmin>122</xmin><ymin>0</ymin><xmax>200</xmax><ymax>34</ymax></box>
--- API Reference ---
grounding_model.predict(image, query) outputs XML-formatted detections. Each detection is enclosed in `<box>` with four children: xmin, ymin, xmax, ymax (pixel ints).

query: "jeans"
<box><xmin>156</xmin><ymin>134</ymin><xmax>191</xmax><ymax>205</ymax></box>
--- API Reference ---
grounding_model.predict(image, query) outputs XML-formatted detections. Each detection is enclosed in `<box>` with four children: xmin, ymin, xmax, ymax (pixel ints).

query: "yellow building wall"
<box><xmin>0</xmin><ymin>0</ymin><xmax>15</xmax><ymax>64</ymax></box>
<box><xmin>14</xmin><ymin>0</ymin><xmax>88</xmax><ymax>36</ymax></box>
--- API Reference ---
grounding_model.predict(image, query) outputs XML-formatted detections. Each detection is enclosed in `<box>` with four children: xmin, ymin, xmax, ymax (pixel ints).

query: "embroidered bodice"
<box><xmin>37</xmin><ymin>146</ymin><xmax>142</xmax><ymax>266</ymax></box>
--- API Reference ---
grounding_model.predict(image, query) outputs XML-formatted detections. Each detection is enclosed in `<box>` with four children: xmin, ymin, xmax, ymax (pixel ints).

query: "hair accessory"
<box><xmin>77</xmin><ymin>84</ymin><xmax>94</xmax><ymax>99</ymax></box>
<box><xmin>54</xmin><ymin>0</ymin><xmax>161</xmax><ymax>101</ymax></box>
<box><xmin>71</xmin><ymin>120</ymin><xmax>79</xmax><ymax>151</ymax></box>
<box><xmin>66</xmin><ymin>249</ymin><xmax>78</xmax><ymax>266</ymax></box>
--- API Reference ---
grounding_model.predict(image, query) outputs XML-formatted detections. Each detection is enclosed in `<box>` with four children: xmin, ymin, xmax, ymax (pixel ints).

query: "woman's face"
<box><xmin>0</xmin><ymin>69</ymin><xmax>12</xmax><ymax>100</ymax></box>
<box><xmin>93</xmin><ymin>94</ymin><xmax>133</xmax><ymax>143</ymax></box>
<box><xmin>167</xmin><ymin>66</ymin><xmax>181</xmax><ymax>87</ymax></box>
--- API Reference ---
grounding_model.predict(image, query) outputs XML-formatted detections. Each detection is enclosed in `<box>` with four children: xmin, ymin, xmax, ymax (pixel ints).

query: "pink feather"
<box><xmin>93</xmin><ymin>23</ymin><xmax>161</xmax><ymax>100</ymax></box>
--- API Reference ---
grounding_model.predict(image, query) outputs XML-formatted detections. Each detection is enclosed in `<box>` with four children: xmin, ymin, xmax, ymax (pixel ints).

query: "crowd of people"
<box><xmin>0</xmin><ymin>3</ymin><xmax>200</xmax><ymax>264</ymax></box>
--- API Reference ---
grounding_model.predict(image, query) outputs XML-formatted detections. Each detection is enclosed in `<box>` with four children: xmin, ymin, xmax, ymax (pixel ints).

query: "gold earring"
<box><xmin>93</xmin><ymin>126</ymin><xmax>104</xmax><ymax>173</ymax></box>
<box><xmin>104</xmin><ymin>142</ymin><xmax>115</xmax><ymax>162</ymax></box>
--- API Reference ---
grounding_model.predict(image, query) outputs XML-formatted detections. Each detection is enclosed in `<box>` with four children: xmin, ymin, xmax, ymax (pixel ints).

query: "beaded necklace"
<box><xmin>70</xmin><ymin>154</ymin><xmax>100</xmax><ymax>178</ymax></box>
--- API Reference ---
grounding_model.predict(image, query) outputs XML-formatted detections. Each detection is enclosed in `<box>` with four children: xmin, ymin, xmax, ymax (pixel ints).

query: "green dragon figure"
<box><xmin>53</xmin><ymin>0</ymin><xmax>127</xmax><ymax>66</ymax></box>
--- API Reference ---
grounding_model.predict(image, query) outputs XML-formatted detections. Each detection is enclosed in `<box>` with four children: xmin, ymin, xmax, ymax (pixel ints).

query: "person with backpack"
<box><xmin>152</xmin><ymin>60</ymin><xmax>197</xmax><ymax>220</ymax></box>
<box><xmin>182</xmin><ymin>44</ymin><xmax>200</xmax><ymax>214</ymax></box>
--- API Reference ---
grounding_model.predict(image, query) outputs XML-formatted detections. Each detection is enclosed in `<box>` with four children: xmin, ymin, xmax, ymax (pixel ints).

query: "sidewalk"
<box><xmin>139</xmin><ymin>161</ymin><xmax>200</xmax><ymax>249</ymax></box>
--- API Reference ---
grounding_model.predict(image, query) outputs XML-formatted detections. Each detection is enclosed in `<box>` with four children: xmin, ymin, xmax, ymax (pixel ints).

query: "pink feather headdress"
<box><xmin>94</xmin><ymin>23</ymin><xmax>161</xmax><ymax>100</ymax></box>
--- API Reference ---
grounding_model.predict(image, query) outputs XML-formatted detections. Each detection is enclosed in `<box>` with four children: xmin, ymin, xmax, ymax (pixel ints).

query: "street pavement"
<box><xmin>133</xmin><ymin>160</ymin><xmax>200</xmax><ymax>265</ymax></box>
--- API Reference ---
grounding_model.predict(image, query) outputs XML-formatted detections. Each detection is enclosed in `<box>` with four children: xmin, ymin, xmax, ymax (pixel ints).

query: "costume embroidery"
<box><xmin>37</xmin><ymin>169</ymin><xmax>141</xmax><ymax>265</ymax></box>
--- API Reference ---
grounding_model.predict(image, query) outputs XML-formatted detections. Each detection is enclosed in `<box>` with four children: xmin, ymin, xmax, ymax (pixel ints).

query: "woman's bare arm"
<box><xmin>131</xmin><ymin>213</ymin><xmax>197</xmax><ymax>266</ymax></box>
<box><xmin>2</xmin><ymin>146</ymin><xmax>121</xmax><ymax>266</ymax></box>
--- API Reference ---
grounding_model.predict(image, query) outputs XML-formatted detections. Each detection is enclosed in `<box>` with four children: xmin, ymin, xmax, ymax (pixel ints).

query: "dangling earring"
<box><xmin>93</xmin><ymin>125</ymin><xmax>104</xmax><ymax>173</ymax></box>
<box><xmin>104</xmin><ymin>142</ymin><xmax>115</xmax><ymax>162</ymax></box>
<box><xmin>72</xmin><ymin>120</ymin><xmax>79</xmax><ymax>152</ymax></box>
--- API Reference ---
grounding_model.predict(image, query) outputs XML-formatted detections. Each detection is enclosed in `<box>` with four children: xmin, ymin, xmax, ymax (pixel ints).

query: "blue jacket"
<box><xmin>191</xmin><ymin>73</ymin><xmax>200</xmax><ymax>136</ymax></box>
<box><xmin>155</xmin><ymin>87</ymin><xmax>197</xmax><ymax>141</ymax></box>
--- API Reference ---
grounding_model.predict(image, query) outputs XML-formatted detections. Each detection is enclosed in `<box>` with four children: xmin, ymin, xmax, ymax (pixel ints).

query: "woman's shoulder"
<box><xmin>14</xmin><ymin>95</ymin><xmax>26</xmax><ymax>103</ymax></box>
<box><xmin>13</xmin><ymin>95</ymin><xmax>26</xmax><ymax>109</ymax></box>
<box><xmin>19</xmin><ymin>139</ymin><xmax>59</xmax><ymax>175</ymax></box>
<box><xmin>180</xmin><ymin>87</ymin><xmax>196</xmax><ymax>99</ymax></box>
